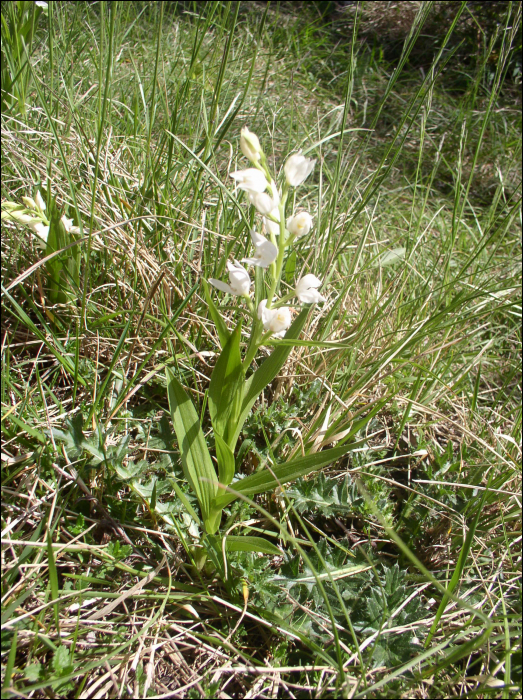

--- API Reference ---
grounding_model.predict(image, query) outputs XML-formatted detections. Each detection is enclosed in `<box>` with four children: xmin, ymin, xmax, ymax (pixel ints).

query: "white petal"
<box><xmin>296</xmin><ymin>274</ymin><xmax>322</xmax><ymax>291</ymax></box>
<box><xmin>284</xmin><ymin>154</ymin><xmax>316</xmax><ymax>187</ymax></box>
<box><xmin>298</xmin><ymin>289</ymin><xmax>326</xmax><ymax>303</ymax></box>
<box><xmin>258</xmin><ymin>299</ymin><xmax>269</xmax><ymax>323</ymax></box>
<box><xmin>243</xmin><ymin>232</ymin><xmax>278</xmax><ymax>268</ymax></box>
<box><xmin>257</xmin><ymin>300</ymin><xmax>292</xmax><ymax>335</ymax></box>
<box><xmin>230</xmin><ymin>168</ymin><xmax>268</xmax><ymax>193</ymax></box>
<box><xmin>35</xmin><ymin>191</ymin><xmax>46</xmax><ymax>212</ymax></box>
<box><xmin>248</xmin><ymin>191</ymin><xmax>275</xmax><ymax>215</ymax></box>
<box><xmin>295</xmin><ymin>274</ymin><xmax>325</xmax><ymax>303</ymax></box>
<box><xmin>227</xmin><ymin>260</ymin><xmax>251</xmax><ymax>295</ymax></box>
<box><xmin>268</xmin><ymin>306</ymin><xmax>292</xmax><ymax>334</ymax></box>
<box><xmin>209</xmin><ymin>279</ymin><xmax>235</xmax><ymax>294</ymax></box>
<box><xmin>29</xmin><ymin>221</ymin><xmax>49</xmax><ymax>239</ymax></box>
<box><xmin>263</xmin><ymin>216</ymin><xmax>280</xmax><ymax>238</ymax></box>
<box><xmin>61</xmin><ymin>215</ymin><xmax>74</xmax><ymax>232</ymax></box>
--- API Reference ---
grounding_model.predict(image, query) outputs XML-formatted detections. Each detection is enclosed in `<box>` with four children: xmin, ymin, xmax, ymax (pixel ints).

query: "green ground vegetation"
<box><xmin>1</xmin><ymin>1</ymin><xmax>521</xmax><ymax>697</ymax></box>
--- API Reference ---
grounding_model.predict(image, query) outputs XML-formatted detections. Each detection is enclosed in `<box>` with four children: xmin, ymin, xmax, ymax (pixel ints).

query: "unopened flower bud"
<box><xmin>3</xmin><ymin>210</ymin><xmax>35</xmax><ymax>224</ymax></box>
<box><xmin>240</xmin><ymin>127</ymin><xmax>263</xmax><ymax>163</ymax></box>
<box><xmin>22</xmin><ymin>196</ymin><xmax>37</xmax><ymax>210</ymax></box>
<box><xmin>248</xmin><ymin>191</ymin><xmax>277</xmax><ymax>215</ymax></box>
<box><xmin>35</xmin><ymin>191</ymin><xmax>46</xmax><ymax>212</ymax></box>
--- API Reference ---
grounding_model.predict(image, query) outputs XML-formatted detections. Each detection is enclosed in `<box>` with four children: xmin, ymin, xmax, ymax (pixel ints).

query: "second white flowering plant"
<box><xmin>166</xmin><ymin>128</ymin><xmax>363</xmax><ymax>571</ymax></box>
<box><xmin>1</xmin><ymin>187</ymin><xmax>82</xmax><ymax>307</ymax></box>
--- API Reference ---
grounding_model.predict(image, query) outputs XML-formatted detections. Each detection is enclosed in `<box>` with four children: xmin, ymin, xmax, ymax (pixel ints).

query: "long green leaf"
<box><xmin>230</xmin><ymin>307</ymin><xmax>309</xmax><ymax>448</ymax></box>
<box><xmin>215</xmin><ymin>433</ymin><xmax>235</xmax><ymax>493</ymax></box>
<box><xmin>2</xmin><ymin>629</ymin><xmax>17</xmax><ymax>693</ymax></box>
<box><xmin>168</xmin><ymin>478</ymin><xmax>202</xmax><ymax>527</ymax></box>
<box><xmin>47</xmin><ymin>530</ymin><xmax>60</xmax><ymax>634</ymax></box>
<box><xmin>213</xmin><ymin>439</ymin><xmax>365</xmax><ymax>510</ymax></box>
<box><xmin>166</xmin><ymin>368</ymin><xmax>218</xmax><ymax>533</ymax></box>
<box><xmin>208</xmin><ymin>321</ymin><xmax>244</xmax><ymax>442</ymax></box>
<box><xmin>224</xmin><ymin>535</ymin><xmax>281</xmax><ymax>555</ymax></box>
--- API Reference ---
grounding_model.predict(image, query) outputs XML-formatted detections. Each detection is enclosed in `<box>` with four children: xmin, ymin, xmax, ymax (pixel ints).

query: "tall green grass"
<box><xmin>1</xmin><ymin>1</ymin><xmax>521</xmax><ymax>697</ymax></box>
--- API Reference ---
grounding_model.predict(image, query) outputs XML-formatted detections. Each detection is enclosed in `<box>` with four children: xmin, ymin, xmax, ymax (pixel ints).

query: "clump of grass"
<box><xmin>1</xmin><ymin>1</ymin><xmax>521</xmax><ymax>697</ymax></box>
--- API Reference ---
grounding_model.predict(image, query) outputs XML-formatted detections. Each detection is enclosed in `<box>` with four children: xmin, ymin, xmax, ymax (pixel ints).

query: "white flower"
<box><xmin>209</xmin><ymin>260</ymin><xmax>251</xmax><ymax>296</ymax></box>
<box><xmin>284</xmin><ymin>153</ymin><xmax>316</xmax><ymax>187</ymax></box>
<box><xmin>230</xmin><ymin>168</ymin><xmax>268</xmax><ymax>193</ymax></box>
<box><xmin>242</xmin><ymin>231</ymin><xmax>278</xmax><ymax>268</ymax></box>
<box><xmin>240</xmin><ymin>127</ymin><xmax>262</xmax><ymax>163</ymax></box>
<box><xmin>248</xmin><ymin>191</ymin><xmax>277</xmax><ymax>215</ymax></box>
<box><xmin>61</xmin><ymin>215</ymin><xmax>81</xmax><ymax>234</ymax></box>
<box><xmin>2</xmin><ymin>210</ymin><xmax>35</xmax><ymax>224</ymax></box>
<box><xmin>263</xmin><ymin>216</ymin><xmax>280</xmax><ymax>238</ymax></box>
<box><xmin>29</xmin><ymin>221</ymin><xmax>50</xmax><ymax>248</ymax></box>
<box><xmin>35</xmin><ymin>191</ymin><xmax>46</xmax><ymax>212</ymax></box>
<box><xmin>1</xmin><ymin>201</ymin><xmax>24</xmax><ymax>213</ymax></box>
<box><xmin>287</xmin><ymin>211</ymin><xmax>313</xmax><ymax>238</ymax></box>
<box><xmin>295</xmin><ymin>274</ymin><xmax>326</xmax><ymax>303</ymax></box>
<box><xmin>21</xmin><ymin>196</ymin><xmax>37</xmax><ymax>210</ymax></box>
<box><xmin>258</xmin><ymin>300</ymin><xmax>292</xmax><ymax>338</ymax></box>
<box><xmin>262</xmin><ymin>200</ymin><xmax>282</xmax><ymax>237</ymax></box>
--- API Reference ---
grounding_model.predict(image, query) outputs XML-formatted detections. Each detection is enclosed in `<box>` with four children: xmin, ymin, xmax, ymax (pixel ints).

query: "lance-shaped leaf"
<box><xmin>212</xmin><ymin>439</ymin><xmax>366</xmax><ymax>511</ymax></box>
<box><xmin>166</xmin><ymin>368</ymin><xmax>219</xmax><ymax>533</ymax></box>
<box><xmin>224</xmin><ymin>535</ymin><xmax>281</xmax><ymax>555</ymax></box>
<box><xmin>208</xmin><ymin>321</ymin><xmax>244</xmax><ymax>443</ymax></box>
<box><xmin>229</xmin><ymin>307</ymin><xmax>310</xmax><ymax>448</ymax></box>
<box><xmin>215</xmin><ymin>433</ymin><xmax>235</xmax><ymax>494</ymax></box>
<box><xmin>204</xmin><ymin>534</ymin><xmax>281</xmax><ymax>557</ymax></box>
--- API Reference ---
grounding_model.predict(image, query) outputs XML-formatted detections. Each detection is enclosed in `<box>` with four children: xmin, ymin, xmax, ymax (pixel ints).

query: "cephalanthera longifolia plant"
<box><xmin>167</xmin><ymin>128</ymin><xmax>368</xmax><ymax>568</ymax></box>
<box><xmin>1</xmin><ymin>188</ymin><xmax>82</xmax><ymax>306</ymax></box>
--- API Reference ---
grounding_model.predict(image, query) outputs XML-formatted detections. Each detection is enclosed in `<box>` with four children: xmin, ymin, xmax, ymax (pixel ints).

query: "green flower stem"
<box><xmin>266</xmin><ymin>186</ymin><xmax>289</xmax><ymax>309</ymax></box>
<box><xmin>258</xmin><ymin>153</ymin><xmax>272</xmax><ymax>184</ymax></box>
<box><xmin>243</xmin><ymin>295</ymin><xmax>255</xmax><ymax>315</ymax></box>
